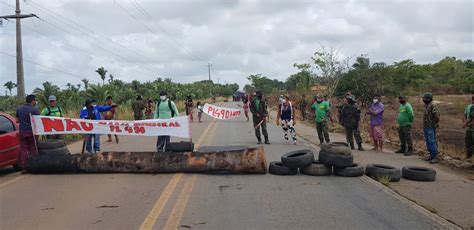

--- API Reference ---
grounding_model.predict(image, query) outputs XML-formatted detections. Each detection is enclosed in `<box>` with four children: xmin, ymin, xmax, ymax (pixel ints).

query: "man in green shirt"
<box><xmin>154</xmin><ymin>91</ymin><xmax>179</xmax><ymax>152</ymax></box>
<box><xmin>132</xmin><ymin>95</ymin><xmax>146</xmax><ymax>120</ymax></box>
<box><xmin>250</xmin><ymin>91</ymin><xmax>270</xmax><ymax>144</ymax></box>
<box><xmin>41</xmin><ymin>95</ymin><xmax>63</xmax><ymax>139</ymax></box>
<box><xmin>311</xmin><ymin>94</ymin><xmax>331</xmax><ymax>144</ymax></box>
<box><xmin>463</xmin><ymin>96</ymin><xmax>474</xmax><ymax>159</ymax></box>
<box><xmin>395</xmin><ymin>96</ymin><xmax>414</xmax><ymax>156</ymax></box>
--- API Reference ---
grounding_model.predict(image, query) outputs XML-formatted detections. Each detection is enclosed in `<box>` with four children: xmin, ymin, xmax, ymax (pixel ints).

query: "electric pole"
<box><xmin>0</xmin><ymin>0</ymin><xmax>37</xmax><ymax>99</ymax></box>
<box><xmin>207</xmin><ymin>63</ymin><xmax>212</xmax><ymax>81</ymax></box>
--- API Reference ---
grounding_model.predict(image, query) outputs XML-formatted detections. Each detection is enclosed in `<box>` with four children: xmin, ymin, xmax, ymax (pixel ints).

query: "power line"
<box><xmin>0</xmin><ymin>50</ymin><xmax>99</xmax><ymax>82</ymax></box>
<box><xmin>129</xmin><ymin>0</ymin><xmax>206</xmax><ymax>63</ymax></box>
<box><xmin>114</xmin><ymin>0</ymin><xmax>206</xmax><ymax>64</ymax></box>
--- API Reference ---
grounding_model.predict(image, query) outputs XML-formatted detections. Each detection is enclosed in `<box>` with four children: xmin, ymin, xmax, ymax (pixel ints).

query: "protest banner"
<box><xmin>202</xmin><ymin>103</ymin><xmax>242</xmax><ymax>120</ymax></box>
<box><xmin>31</xmin><ymin>115</ymin><xmax>191</xmax><ymax>138</ymax></box>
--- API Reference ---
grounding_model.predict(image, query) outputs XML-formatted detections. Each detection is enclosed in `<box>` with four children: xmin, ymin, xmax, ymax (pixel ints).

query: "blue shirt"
<box><xmin>80</xmin><ymin>105</ymin><xmax>112</xmax><ymax>120</ymax></box>
<box><xmin>16</xmin><ymin>103</ymin><xmax>40</xmax><ymax>133</ymax></box>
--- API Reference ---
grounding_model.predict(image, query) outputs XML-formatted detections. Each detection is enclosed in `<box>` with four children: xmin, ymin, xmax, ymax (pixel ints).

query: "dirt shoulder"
<box><xmin>269</xmin><ymin>111</ymin><xmax>474</xmax><ymax>228</ymax></box>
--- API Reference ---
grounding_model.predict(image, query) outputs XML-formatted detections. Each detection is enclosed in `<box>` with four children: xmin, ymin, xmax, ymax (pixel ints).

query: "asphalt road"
<box><xmin>0</xmin><ymin>102</ymin><xmax>455</xmax><ymax>230</ymax></box>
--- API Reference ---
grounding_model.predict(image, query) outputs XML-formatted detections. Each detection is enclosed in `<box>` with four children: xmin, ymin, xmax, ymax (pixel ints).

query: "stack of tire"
<box><xmin>37</xmin><ymin>139</ymin><xmax>70</xmax><ymax>155</ymax></box>
<box><xmin>318</xmin><ymin>142</ymin><xmax>364</xmax><ymax>177</ymax></box>
<box><xmin>268</xmin><ymin>149</ymin><xmax>317</xmax><ymax>175</ymax></box>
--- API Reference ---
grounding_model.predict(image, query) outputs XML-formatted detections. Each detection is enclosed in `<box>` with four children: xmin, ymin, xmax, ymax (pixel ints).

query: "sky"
<box><xmin>0</xmin><ymin>0</ymin><xmax>473</xmax><ymax>95</ymax></box>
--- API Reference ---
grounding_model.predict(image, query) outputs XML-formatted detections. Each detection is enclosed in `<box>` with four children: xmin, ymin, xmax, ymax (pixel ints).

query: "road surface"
<box><xmin>0</xmin><ymin>103</ymin><xmax>456</xmax><ymax>229</ymax></box>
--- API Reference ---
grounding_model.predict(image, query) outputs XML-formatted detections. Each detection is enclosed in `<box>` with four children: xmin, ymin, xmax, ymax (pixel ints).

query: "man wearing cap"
<box><xmin>41</xmin><ymin>95</ymin><xmax>63</xmax><ymax>139</ymax></box>
<box><xmin>422</xmin><ymin>92</ymin><xmax>440</xmax><ymax>163</ymax></box>
<box><xmin>80</xmin><ymin>99</ymin><xmax>116</xmax><ymax>154</ymax></box>
<box><xmin>154</xmin><ymin>91</ymin><xmax>180</xmax><ymax>152</ymax></box>
<box><xmin>16</xmin><ymin>94</ymin><xmax>40</xmax><ymax>171</ymax></box>
<box><xmin>250</xmin><ymin>91</ymin><xmax>270</xmax><ymax>144</ymax></box>
<box><xmin>463</xmin><ymin>96</ymin><xmax>474</xmax><ymax>159</ymax></box>
<box><xmin>396</xmin><ymin>96</ymin><xmax>415</xmax><ymax>156</ymax></box>
<box><xmin>341</xmin><ymin>95</ymin><xmax>364</xmax><ymax>151</ymax></box>
<box><xmin>132</xmin><ymin>95</ymin><xmax>146</xmax><ymax>120</ymax></box>
<box><xmin>311</xmin><ymin>94</ymin><xmax>331</xmax><ymax>144</ymax></box>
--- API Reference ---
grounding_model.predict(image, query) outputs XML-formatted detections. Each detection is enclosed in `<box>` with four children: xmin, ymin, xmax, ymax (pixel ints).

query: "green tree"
<box><xmin>81</xmin><ymin>78</ymin><xmax>90</xmax><ymax>90</ymax></box>
<box><xmin>95</xmin><ymin>67</ymin><xmax>108</xmax><ymax>85</ymax></box>
<box><xmin>4</xmin><ymin>81</ymin><xmax>17</xmax><ymax>96</ymax></box>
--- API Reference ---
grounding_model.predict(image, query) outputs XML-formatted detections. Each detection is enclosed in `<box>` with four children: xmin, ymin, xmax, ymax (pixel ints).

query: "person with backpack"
<box><xmin>80</xmin><ymin>99</ymin><xmax>116</xmax><ymax>154</ymax></box>
<box><xmin>277</xmin><ymin>95</ymin><xmax>297</xmax><ymax>145</ymax></box>
<box><xmin>154</xmin><ymin>91</ymin><xmax>179</xmax><ymax>152</ymax></box>
<box><xmin>463</xmin><ymin>96</ymin><xmax>474</xmax><ymax>159</ymax></box>
<box><xmin>41</xmin><ymin>95</ymin><xmax>63</xmax><ymax>139</ymax></box>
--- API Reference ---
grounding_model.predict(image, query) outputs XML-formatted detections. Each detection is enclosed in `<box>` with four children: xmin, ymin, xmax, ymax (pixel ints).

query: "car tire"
<box><xmin>402</xmin><ymin>166</ymin><xmax>436</xmax><ymax>182</ymax></box>
<box><xmin>300</xmin><ymin>161</ymin><xmax>331</xmax><ymax>176</ymax></box>
<box><xmin>318</xmin><ymin>150</ymin><xmax>353</xmax><ymax>168</ymax></box>
<box><xmin>37</xmin><ymin>139</ymin><xmax>65</xmax><ymax>150</ymax></box>
<box><xmin>365</xmin><ymin>164</ymin><xmax>401</xmax><ymax>182</ymax></box>
<box><xmin>39</xmin><ymin>146</ymin><xmax>70</xmax><ymax>156</ymax></box>
<box><xmin>281</xmin><ymin>149</ymin><xmax>314</xmax><ymax>168</ymax></box>
<box><xmin>334</xmin><ymin>163</ymin><xmax>365</xmax><ymax>177</ymax></box>
<box><xmin>321</xmin><ymin>143</ymin><xmax>351</xmax><ymax>156</ymax></box>
<box><xmin>165</xmin><ymin>142</ymin><xmax>194</xmax><ymax>152</ymax></box>
<box><xmin>269</xmin><ymin>161</ymin><xmax>298</xmax><ymax>175</ymax></box>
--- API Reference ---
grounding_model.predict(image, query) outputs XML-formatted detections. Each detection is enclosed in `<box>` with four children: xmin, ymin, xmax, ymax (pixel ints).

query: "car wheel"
<box><xmin>281</xmin><ymin>149</ymin><xmax>314</xmax><ymax>168</ymax></box>
<box><xmin>402</xmin><ymin>166</ymin><xmax>436</xmax><ymax>182</ymax></box>
<box><xmin>269</xmin><ymin>161</ymin><xmax>298</xmax><ymax>175</ymax></box>
<box><xmin>318</xmin><ymin>150</ymin><xmax>353</xmax><ymax>168</ymax></box>
<box><xmin>365</xmin><ymin>164</ymin><xmax>401</xmax><ymax>182</ymax></box>
<box><xmin>334</xmin><ymin>163</ymin><xmax>365</xmax><ymax>177</ymax></box>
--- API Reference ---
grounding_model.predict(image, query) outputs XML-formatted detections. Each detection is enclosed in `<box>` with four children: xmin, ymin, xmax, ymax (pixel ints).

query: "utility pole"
<box><xmin>0</xmin><ymin>0</ymin><xmax>37</xmax><ymax>99</ymax></box>
<box><xmin>207</xmin><ymin>63</ymin><xmax>212</xmax><ymax>81</ymax></box>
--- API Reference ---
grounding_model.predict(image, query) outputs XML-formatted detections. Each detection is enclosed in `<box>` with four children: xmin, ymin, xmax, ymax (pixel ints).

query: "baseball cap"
<box><xmin>48</xmin><ymin>95</ymin><xmax>57</xmax><ymax>101</ymax></box>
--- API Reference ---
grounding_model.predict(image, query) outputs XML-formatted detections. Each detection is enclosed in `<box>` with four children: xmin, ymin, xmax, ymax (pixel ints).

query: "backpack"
<box><xmin>46</xmin><ymin>106</ymin><xmax>63</xmax><ymax>117</ymax></box>
<box><xmin>157</xmin><ymin>100</ymin><xmax>175</xmax><ymax>118</ymax></box>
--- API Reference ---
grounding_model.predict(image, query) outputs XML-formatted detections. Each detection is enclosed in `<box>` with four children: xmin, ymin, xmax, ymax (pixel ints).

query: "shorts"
<box><xmin>370</xmin><ymin>125</ymin><xmax>384</xmax><ymax>140</ymax></box>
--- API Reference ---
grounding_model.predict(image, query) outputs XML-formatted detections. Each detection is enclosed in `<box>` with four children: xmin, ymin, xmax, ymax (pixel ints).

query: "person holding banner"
<box><xmin>154</xmin><ymin>91</ymin><xmax>180</xmax><ymax>152</ymax></box>
<box><xmin>16</xmin><ymin>94</ymin><xmax>40</xmax><ymax>171</ymax></box>
<box><xmin>250</xmin><ymin>91</ymin><xmax>270</xmax><ymax>145</ymax></box>
<box><xmin>80</xmin><ymin>99</ymin><xmax>116</xmax><ymax>154</ymax></box>
<box><xmin>103</xmin><ymin>95</ymin><xmax>119</xmax><ymax>144</ymax></box>
<box><xmin>277</xmin><ymin>95</ymin><xmax>298</xmax><ymax>145</ymax></box>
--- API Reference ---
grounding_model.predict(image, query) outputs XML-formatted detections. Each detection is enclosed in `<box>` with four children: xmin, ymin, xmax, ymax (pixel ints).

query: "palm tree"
<box><xmin>4</xmin><ymin>81</ymin><xmax>17</xmax><ymax>96</ymax></box>
<box><xmin>95</xmin><ymin>67</ymin><xmax>108</xmax><ymax>85</ymax></box>
<box><xmin>81</xmin><ymin>78</ymin><xmax>90</xmax><ymax>90</ymax></box>
<box><xmin>108</xmin><ymin>74</ymin><xmax>114</xmax><ymax>83</ymax></box>
<box><xmin>33</xmin><ymin>81</ymin><xmax>60</xmax><ymax>107</ymax></box>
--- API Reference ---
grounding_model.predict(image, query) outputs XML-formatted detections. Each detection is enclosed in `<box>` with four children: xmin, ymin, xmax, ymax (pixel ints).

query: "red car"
<box><xmin>0</xmin><ymin>112</ymin><xmax>21</xmax><ymax>170</ymax></box>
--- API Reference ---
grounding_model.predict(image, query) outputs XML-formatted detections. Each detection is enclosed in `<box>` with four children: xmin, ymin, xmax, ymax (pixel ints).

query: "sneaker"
<box><xmin>95</xmin><ymin>150</ymin><xmax>101</xmax><ymax>154</ymax></box>
<box><xmin>425</xmin><ymin>156</ymin><xmax>435</xmax><ymax>161</ymax></box>
<box><xmin>257</xmin><ymin>140</ymin><xmax>262</xmax><ymax>144</ymax></box>
<box><xmin>358</xmin><ymin>144</ymin><xmax>365</xmax><ymax>151</ymax></box>
<box><xmin>264</xmin><ymin>140</ymin><xmax>271</xmax><ymax>145</ymax></box>
<box><xmin>429</xmin><ymin>158</ymin><xmax>440</xmax><ymax>164</ymax></box>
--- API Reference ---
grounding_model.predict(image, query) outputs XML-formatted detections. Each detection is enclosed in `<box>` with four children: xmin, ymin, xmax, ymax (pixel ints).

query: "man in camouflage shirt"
<box><xmin>422</xmin><ymin>92</ymin><xmax>440</xmax><ymax>163</ymax></box>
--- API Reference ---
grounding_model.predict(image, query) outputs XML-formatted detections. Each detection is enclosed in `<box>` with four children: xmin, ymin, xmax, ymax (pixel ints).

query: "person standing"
<box><xmin>154</xmin><ymin>91</ymin><xmax>179</xmax><ymax>152</ymax></box>
<box><xmin>396</xmin><ymin>96</ymin><xmax>415</xmax><ymax>156</ymax></box>
<box><xmin>341</xmin><ymin>95</ymin><xmax>364</xmax><ymax>151</ymax></box>
<box><xmin>40</xmin><ymin>95</ymin><xmax>63</xmax><ymax>139</ymax></box>
<box><xmin>242</xmin><ymin>95</ymin><xmax>250</xmax><ymax>122</ymax></box>
<box><xmin>145</xmin><ymin>98</ymin><xmax>155</xmax><ymax>119</ymax></box>
<box><xmin>422</xmin><ymin>92</ymin><xmax>440</xmax><ymax>164</ymax></box>
<box><xmin>311</xmin><ymin>94</ymin><xmax>331</xmax><ymax>144</ymax></box>
<box><xmin>367</xmin><ymin>95</ymin><xmax>385</xmax><ymax>152</ymax></box>
<box><xmin>103</xmin><ymin>95</ymin><xmax>119</xmax><ymax>144</ymax></box>
<box><xmin>197</xmin><ymin>101</ymin><xmax>203</xmax><ymax>123</ymax></box>
<box><xmin>16</xmin><ymin>94</ymin><xmax>40</xmax><ymax>171</ymax></box>
<box><xmin>250</xmin><ymin>91</ymin><xmax>270</xmax><ymax>144</ymax></box>
<box><xmin>80</xmin><ymin>99</ymin><xmax>115</xmax><ymax>154</ymax></box>
<box><xmin>132</xmin><ymin>95</ymin><xmax>146</xmax><ymax>120</ymax></box>
<box><xmin>185</xmin><ymin>95</ymin><xmax>194</xmax><ymax>122</ymax></box>
<box><xmin>463</xmin><ymin>96</ymin><xmax>474</xmax><ymax>159</ymax></box>
<box><xmin>299</xmin><ymin>95</ymin><xmax>308</xmax><ymax>121</ymax></box>
<box><xmin>277</xmin><ymin>95</ymin><xmax>297</xmax><ymax>145</ymax></box>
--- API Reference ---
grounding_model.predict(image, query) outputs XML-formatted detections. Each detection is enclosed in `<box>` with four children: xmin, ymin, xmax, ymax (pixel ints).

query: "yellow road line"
<box><xmin>139</xmin><ymin>119</ymin><xmax>217</xmax><ymax>230</ymax></box>
<box><xmin>139</xmin><ymin>173</ymin><xmax>183</xmax><ymax>230</ymax></box>
<box><xmin>0</xmin><ymin>175</ymin><xmax>26</xmax><ymax>189</ymax></box>
<box><xmin>163</xmin><ymin>175</ymin><xmax>197</xmax><ymax>230</ymax></box>
<box><xmin>163</xmin><ymin>120</ymin><xmax>219</xmax><ymax>229</ymax></box>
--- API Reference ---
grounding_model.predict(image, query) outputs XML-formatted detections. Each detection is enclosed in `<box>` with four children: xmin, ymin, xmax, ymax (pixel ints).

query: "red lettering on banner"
<box><xmin>65</xmin><ymin>119</ymin><xmax>81</xmax><ymax>131</ymax></box>
<box><xmin>225</xmin><ymin>110</ymin><xmax>230</xmax><ymax>119</ymax></box>
<box><xmin>169</xmin><ymin>122</ymin><xmax>175</xmax><ymax>127</ymax></box>
<box><xmin>80</xmin><ymin>122</ymin><xmax>94</xmax><ymax>131</ymax></box>
<box><xmin>207</xmin><ymin>106</ymin><xmax>213</xmax><ymax>114</ymax></box>
<box><xmin>175</xmin><ymin>122</ymin><xmax>180</xmax><ymax>127</ymax></box>
<box><xmin>41</xmin><ymin>117</ymin><xmax>64</xmax><ymax>132</ymax></box>
<box><xmin>162</xmin><ymin>122</ymin><xmax>168</xmax><ymax>127</ymax></box>
<box><xmin>220</xmin><ymin>109</ymin><xmax>225</xmax><ymax>118</ymax></box>
<box><xmin>98</xmin><ymin>121</ymin><xmax>106</xmax><ymax>125</ymax></box>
